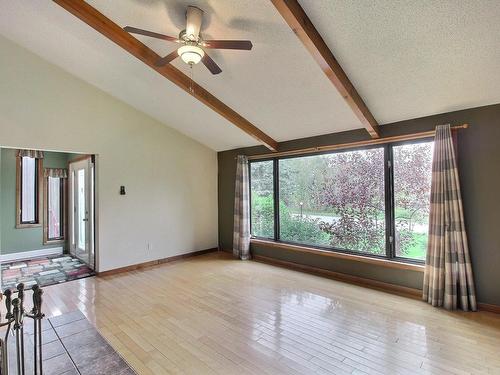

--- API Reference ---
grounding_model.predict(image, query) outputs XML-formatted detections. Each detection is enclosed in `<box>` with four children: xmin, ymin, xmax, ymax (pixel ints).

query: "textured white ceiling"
<box><xmin>0</xmin><ymin>0</ymin><xmax>362</xmax><ymax>151</ymax></box>
<box><xmin>300</xmin><ymin>0</ymin><xmax>500</xmax><ymax>124</ymax></box>
<box><xmin>1</xmin><ymin>1</ymin><xmax>499</xmax><ymax>151</ymax></box>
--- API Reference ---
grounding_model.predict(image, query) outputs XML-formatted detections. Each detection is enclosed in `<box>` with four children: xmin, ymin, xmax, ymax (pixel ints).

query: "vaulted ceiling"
<box><xmin>1</xmin><ymin>1</ymin><xmax>499</xmax><ymax>151</ymax></box>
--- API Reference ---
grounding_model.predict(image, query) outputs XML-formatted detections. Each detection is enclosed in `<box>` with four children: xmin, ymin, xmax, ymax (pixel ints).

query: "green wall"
<box><xmin>0</xmin><ymin>150</ymin><xmax>2</xmax><ymax>257</ymax></box>
<box><xmin>218</xmin><ymin>103</ymin><xmax>500</xmax><ymax>306</ymax></box>
<box><xmin>0</xmin><ymin>148</ymin><xmax>71</xmax><ymax>255</ymax></box>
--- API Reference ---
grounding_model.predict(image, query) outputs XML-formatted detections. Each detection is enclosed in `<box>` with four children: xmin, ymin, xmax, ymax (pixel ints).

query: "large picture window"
<box><xmin>249</xmin><ymin>139</ymin><xmax>434</xmax><ymax>263</ymax></box>
<box><xmin>279</xmin><ymin>147</ymin><xmax>386</xmax><ymax>255</ymax></box>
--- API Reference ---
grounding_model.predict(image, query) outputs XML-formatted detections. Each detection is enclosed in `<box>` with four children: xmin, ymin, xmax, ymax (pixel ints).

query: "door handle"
<box><xmin>83</xmin><ymin>218</ymin><xmax>89</xmax><ymax>222</ymax></box>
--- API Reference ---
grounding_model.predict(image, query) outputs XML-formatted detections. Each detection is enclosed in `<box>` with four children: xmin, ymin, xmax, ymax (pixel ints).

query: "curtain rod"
<box><xmin>243</xmin><ymin>124</ymin><xmax>469</xmax><ymax>160</ymax></box>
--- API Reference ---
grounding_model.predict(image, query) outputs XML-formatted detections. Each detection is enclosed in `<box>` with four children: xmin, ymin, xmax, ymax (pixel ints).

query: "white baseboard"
<box><xmin>0</xmin><ymin>247</ymin><xmax>64</xmax><ymax>263</ymax></box>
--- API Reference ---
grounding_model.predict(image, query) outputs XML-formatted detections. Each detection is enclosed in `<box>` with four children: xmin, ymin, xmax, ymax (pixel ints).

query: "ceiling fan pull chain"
<box><xmin>189</xmin><ymin>64</ymin><xmax>194</xmax><ymax>95</ymax></box>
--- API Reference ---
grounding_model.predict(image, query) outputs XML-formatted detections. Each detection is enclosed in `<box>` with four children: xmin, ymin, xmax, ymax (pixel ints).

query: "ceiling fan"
<box><xmin>124</xmin><ymin>6</ymin><xmax>253</xmax><ymax>75</ymax></box>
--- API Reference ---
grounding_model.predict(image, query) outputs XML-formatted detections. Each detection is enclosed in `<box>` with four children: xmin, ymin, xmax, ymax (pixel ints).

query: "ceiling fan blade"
<box><xmin>202</xmin><ymin>53</ymin><xmax>222</xmax><ymax>75</ymax></box>
<box><xmin>185</xmin><ymin>6</ymin><xmax>203</xmax><ymax>40</ymax></box>
<box><xmin>156</xmin><ymin>50</ymin><xmax>179</xmax><ymax>66</ymax></box>
<box><xmin>123</xmin><ymin>26</ymin><xmax>178</xmax><ymax>42</ymax></box>
<box><xmin>203</xmin><ymin>40</ymin><xmax>253</xmax><ymax>50</ymax></box>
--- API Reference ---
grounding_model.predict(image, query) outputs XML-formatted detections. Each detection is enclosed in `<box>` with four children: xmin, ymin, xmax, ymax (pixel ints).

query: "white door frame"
<box><xmin>68</xmin><ymin>155</ymin><xmax>96</xmax><ymax>270</ymax></box>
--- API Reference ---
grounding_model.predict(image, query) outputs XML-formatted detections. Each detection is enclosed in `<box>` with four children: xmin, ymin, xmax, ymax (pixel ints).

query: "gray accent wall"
<box><xmin>218</xmin><ymin>103</ymin><xmax>500</xmax><ymax>306</ymax></box>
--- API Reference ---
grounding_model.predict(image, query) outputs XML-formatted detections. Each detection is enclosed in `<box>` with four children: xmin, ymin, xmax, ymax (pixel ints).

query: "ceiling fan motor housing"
<box><xmin>179</xmin><ymin>29</ymin><xmax>203</xmax><ymax>44</ymax></box>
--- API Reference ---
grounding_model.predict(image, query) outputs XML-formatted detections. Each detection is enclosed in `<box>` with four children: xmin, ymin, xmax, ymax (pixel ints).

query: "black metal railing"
<box><xmin>0</xmin><ymin>284</ymin><xmax>44</xmax><ymax>375</ymax></box>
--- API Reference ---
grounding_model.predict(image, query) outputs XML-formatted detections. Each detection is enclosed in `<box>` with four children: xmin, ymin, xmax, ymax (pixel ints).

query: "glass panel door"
<box><xmin>69</xmin><ymin>157</ymin><xmax>94</xmax><ymax>269</ymax></box>
<box><xmin>77</xmin><ymin>168</ymin><xmax>87</xmax><ymax>255</ymax></box>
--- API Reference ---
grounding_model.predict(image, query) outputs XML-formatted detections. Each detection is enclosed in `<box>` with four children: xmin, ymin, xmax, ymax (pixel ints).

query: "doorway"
<box><xmin>69</xmin><ymin>156</ymin><xmax>95</xmax><ymax>270</ymax></box>
<box><xmin>0</xmin><ymin>148</ymin><xmax>97</xmax><ymax>289</ymax></box>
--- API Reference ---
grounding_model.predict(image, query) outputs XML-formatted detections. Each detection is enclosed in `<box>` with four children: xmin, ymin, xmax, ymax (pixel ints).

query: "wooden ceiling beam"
<box><xmin>270</xmin><ymin>0</ymin><xmax>380</xmax><ymax>138</ymax></box>
<box><xmin>52</xmin><ymin>0</ymin><xmax>279</xmax><ymax>151</ymax></box>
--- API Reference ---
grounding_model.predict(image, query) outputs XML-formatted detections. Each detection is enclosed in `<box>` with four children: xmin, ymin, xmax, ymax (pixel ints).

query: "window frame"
<box><xmin>248</xmin><ymin>158</ymin><xmax>276</xmax><ymax>241</ymax></box>
<box><xmin>389</xmin><ymin>137</ymin><xmax>434</xmax><ymax>263</ymax></box>
<box><xmin>248</xmin><ymin>137</ymin><xmax>434</xmax><ymax>265</ymax></box>
<box><xmin>43</xmin><ymin>172</ymin><xmax>67</xmax><ymax>244</ymax></box>
<box><xmin>16</xmin><ymin>155</ymin><xmax>43</xmax><ymax>228</ymax></box>
<box><xmin>277</xmin><ymin>143</ymin><xmax>389</xmax><ymax>260</ymax></box>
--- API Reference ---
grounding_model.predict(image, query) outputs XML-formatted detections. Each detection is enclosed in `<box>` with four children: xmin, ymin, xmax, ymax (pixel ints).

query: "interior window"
<box><xmin>47</xmin><ymin>176</ymin><xmax>64</xmax><ymax>241</ymax></box>
<box><xmin>18</xmin><ymin>156</ymin><xmax>40</xmax><ymax>225</ymax></box>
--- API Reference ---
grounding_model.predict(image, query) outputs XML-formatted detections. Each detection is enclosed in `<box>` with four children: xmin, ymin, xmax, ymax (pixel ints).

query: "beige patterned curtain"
<box><xmin>17</xmin><ymin>149</ymin><xmax>44</xmax><ymax>159</ymax></box>
<box><xmin>233</xmin><ymin>155</ymin><xmax>250</xmax><ymax>260</ymax></box>
<box><xmin>423</xmin><ymin>124</ymin><xmax>477</xmax><ymax>311</ymax></box>
<box><xmin>44</xmin><ymin>168</ymin><xmax>68</xmax><ymax>178</ymax></box>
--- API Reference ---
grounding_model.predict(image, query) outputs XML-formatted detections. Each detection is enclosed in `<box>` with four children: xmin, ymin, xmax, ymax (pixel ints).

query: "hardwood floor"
<box><xmin>7</xmin><ymin>252</ymin><xmax>500</xmax><ymax>374</ymax></box>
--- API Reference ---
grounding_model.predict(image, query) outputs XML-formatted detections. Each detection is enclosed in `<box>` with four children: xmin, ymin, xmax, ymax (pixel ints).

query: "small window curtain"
<box><xmin>233</xmin><ymin>155</ymin><xmax>250</xmax><ymax>260</ymax></box>
<box><xmin>17</xmin><ymin>149</ymin><xmax>44</xmax><ymax>159</ymax></box>
<box><xmin>423</xmin><ymin>124</ymin><xmax>477</xmax><ymax>311</ymax></box>
<box><xmin>44</xmin><ymin>168</ymin><xmax>68</xmax><ymax>179</ymax></box>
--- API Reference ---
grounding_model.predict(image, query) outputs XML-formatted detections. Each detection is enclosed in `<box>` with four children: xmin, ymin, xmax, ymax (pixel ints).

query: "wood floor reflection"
<box><xmin>6</xmin><ymin>252</ymin><xmax>500</xmax><ymax>375</ymax></box>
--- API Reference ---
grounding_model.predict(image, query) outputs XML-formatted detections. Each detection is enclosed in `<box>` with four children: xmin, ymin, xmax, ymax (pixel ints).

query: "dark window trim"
<box><xmin>273</xmin><ymin>158</ymin><xmax>280</xmax><ymax>241</ymax></box>
<box><xmin>385</xmin><ymin>144</ymin><xmax>395</xmax><ymax>259</ymax></box>
<box><xmin>249</xmin><ymin>137</ymin><xmax>434</xmax><ymax>265</ymax></box>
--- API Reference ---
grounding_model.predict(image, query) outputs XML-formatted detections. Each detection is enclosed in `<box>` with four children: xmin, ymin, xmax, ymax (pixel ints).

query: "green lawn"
<box><xmin>400</xmin><ymin>233</ymin><xmax>427</xmax><ymax>260</ymax></box>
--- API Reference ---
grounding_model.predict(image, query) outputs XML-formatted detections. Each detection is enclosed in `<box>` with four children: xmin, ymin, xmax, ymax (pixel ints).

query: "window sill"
<box><xmin>16</xmin><ymin>223</ymin><xmax>42</xmax><ymax>229</ymax></box>
<box><xmin>250</xmin><ymin>238</ymin><xmax>425</xmax><ymax>273</ymax></box>
<box><xmin>43</xmin><ymin>239</ymin><xmax>66</xmax><ymax>246</ymax></box>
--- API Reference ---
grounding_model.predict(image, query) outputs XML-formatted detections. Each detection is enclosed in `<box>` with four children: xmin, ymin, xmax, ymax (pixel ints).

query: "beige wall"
<box><xmin>0</xmin><ymin>36</ymin><xmax>218</xmax><ymax>272</ymax></box>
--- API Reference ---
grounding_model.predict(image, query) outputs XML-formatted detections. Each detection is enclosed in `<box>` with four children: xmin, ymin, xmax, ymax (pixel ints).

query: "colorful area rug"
<box><xmin>1</xmin><ymin>255</ymin><xmax>94</xmax><ymax>289</ymax></box>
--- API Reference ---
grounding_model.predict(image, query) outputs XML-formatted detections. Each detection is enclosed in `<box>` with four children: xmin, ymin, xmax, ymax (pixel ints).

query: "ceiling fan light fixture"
<box><xmin>124</xmin><ymin>4</ymin><xmax>252</xmax><ymax>74</ymax></box>
<box><xmin>185</xmin><ymin>6</ymin><xmax>203</xmax><ymax>41</ymax></box>
<box><xmin>178</xmin><ymin>45</ymin><xmax>204</xmax><ymax>65</ymax></box>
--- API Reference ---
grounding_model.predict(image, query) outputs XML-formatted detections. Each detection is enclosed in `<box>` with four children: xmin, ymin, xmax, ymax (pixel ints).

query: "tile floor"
<box><xmin>1</xmin><ymin>255</ymin><xmax>94</xmax><ymax>289</ymax></box>
<box><xmin>4</xmin><ymin>310</ymin><xmax>136</xmax><ymax>374</ymax></box>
